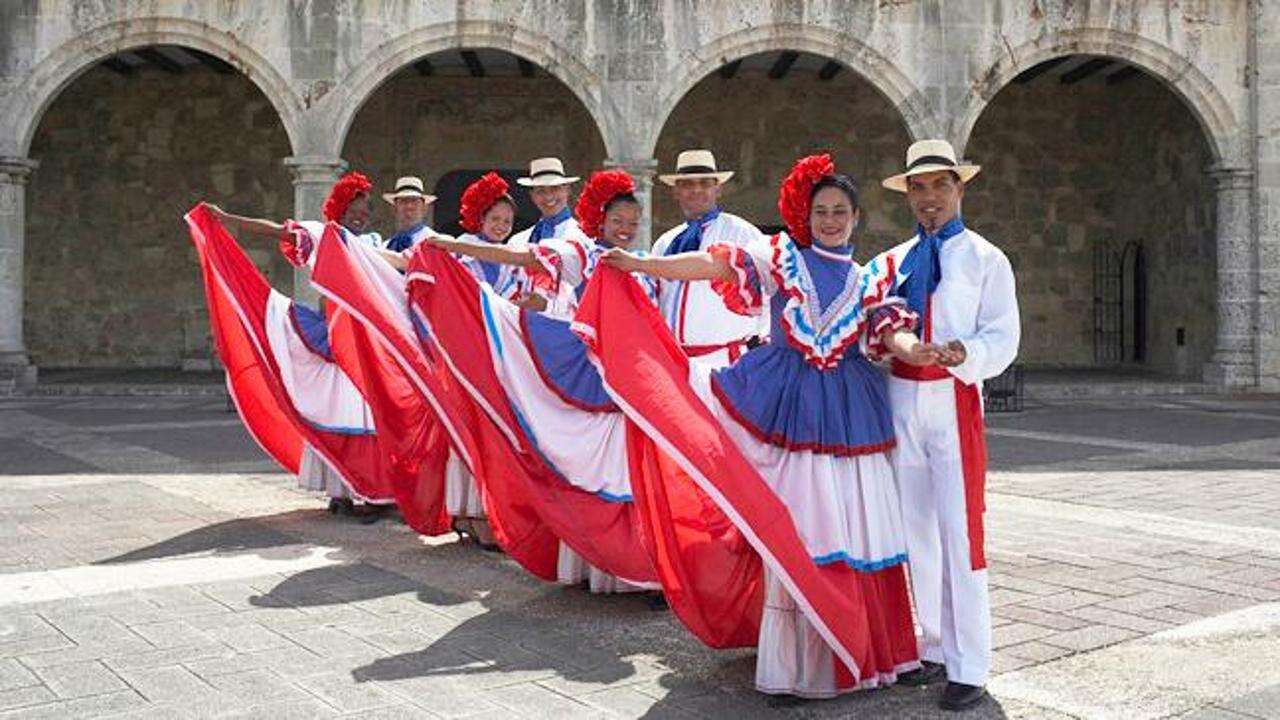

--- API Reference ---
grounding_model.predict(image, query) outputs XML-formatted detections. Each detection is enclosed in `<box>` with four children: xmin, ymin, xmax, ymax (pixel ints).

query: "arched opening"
<box><xmin>24</xmin><ymin>45</ymin><xmax>293</xmax><ymax>370</ymax></box>
<box><xmin>965</xmin><ymin>55</ymin><xmax>1216</xmax><ymax>378</ymax></box>
<box><xmin>652</xmin><ymin>50</ymin><xmax>914</xmax><ymax>256</ymax></box>
<box><xmin>341</xmin><ymin>48</ymin><xmax>607</xmax><ymax>237</ymax></box>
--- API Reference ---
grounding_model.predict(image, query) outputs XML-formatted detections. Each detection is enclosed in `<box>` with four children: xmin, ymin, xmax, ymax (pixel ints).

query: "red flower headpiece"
<box><xmin>574</xmin><ymin>170</ymin><xmax>635</xmax><ymax>239</ymax></box>
<box><xmin>323</xmin><ymin>171</ymin><xmax>373</xmax><ymax>223</ymax></box>
<box><xmin>459</xmin><ymin>172</ymin><xmax>512</xmax><ymax>234</ymax></box>
<box><xmin>777</xmin><ymin>154</ymin><xmax>836</xmax><ymax>247</ymax></box>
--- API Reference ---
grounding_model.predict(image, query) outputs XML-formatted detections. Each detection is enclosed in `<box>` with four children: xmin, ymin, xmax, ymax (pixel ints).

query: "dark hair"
<box><xmin>492</xmin><ymin>195</ymin><xmax>517</xmax><ymax>210</ymax></box>
<box><xmin>810</xmin><ymin>173</ymin><xmax>859</xmax><ymax>211</ymax></box>
<box><xmin>603</xmin><ymin>193</ymin><xmax>640</xmax><ymax>214</ymax></box>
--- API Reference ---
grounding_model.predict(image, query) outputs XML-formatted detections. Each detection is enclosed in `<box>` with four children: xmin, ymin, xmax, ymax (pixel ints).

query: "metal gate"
<box><xmin>1093</xmin><ymin>241</ymin><xmax>1146</xmax><ymax>364</ymax></box>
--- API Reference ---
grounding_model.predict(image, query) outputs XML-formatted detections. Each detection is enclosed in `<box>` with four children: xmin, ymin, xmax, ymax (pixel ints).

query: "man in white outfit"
<box><xmin>880</xmin><ymin>139</ymin><xmax>1020</xmax><ymax>711</ymax></box>
<box><xmin>508</xmin><ymin>157</ymin><xmax>582</xmax><ymax>313</ymax></box>
<box><xmin>651</xmin><ymin>150</ymin><xmax>765</xmax><ymax>366</ymax></box>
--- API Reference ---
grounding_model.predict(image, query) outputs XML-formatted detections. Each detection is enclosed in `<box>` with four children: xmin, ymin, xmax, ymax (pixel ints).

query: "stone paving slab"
<box><xmin>0</xmin><ymin>393</ymin><xmax>1277</xmax><ymax>718</ymax></box>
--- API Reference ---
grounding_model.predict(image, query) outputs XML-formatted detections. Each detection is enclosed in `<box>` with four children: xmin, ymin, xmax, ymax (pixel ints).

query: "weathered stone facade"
<box><xmin>0</xmin><ymin>1</ymin><xmax>1270</xmax><ymax>390</ymax></box>
<box><xmin>345</xmin><ymin>73</ymin><xmax>607</xmax><ymax>229</ymax></box>
<box><xmin>25</xmin><ymin>65</ymin><xmax>293</xmax><ymax>368</ymax></box>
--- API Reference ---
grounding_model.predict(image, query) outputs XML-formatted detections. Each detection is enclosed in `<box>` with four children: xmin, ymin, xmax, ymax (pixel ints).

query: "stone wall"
<box><xmin>343</xmin><ymin>72</ymin><xmax>606</xmax><ymax>232</ymax></box>
<box><xmin>25</xmin><ymin>65</ymin><xmax>292</xmax><ymax>368</ymax></box>
<box><xmin>652</xmin><ymin>65</ymin><xmax>913</xmax><ymax>256</ymax></box>
<box><xmin>965</xmin><ymin>73</ymin><xmax>1215</xmax><ymax>374</ymax></box>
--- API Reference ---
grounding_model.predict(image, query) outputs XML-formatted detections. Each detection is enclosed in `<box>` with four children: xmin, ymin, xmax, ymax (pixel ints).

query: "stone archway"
<box><xmin>647</xmin><ymin>24</ymin><xmax>936</xmax><ymax>160</ymax></box>
<box><xmin>321</xmin><ymin>21</ymin><xmax>614</xmax><ymax>161</ymax></box>
<box><xmin>963</xmin><ymin>54</ymin><xmax>1221</xmax><ymax>380</ymax></box>
<box><xmin>22</xmin><ymin>44</ymin><xmax>294</xmax><ymax>369</ymax></box>
<box><xmin>956</xmin><ymin>29</ymin><xmax>1240</xmax><ymax>165</ymax></box>
<box><xmin>0</xmin><ymin>17</ymin><xmax>302</xmax><ymax>157</ymax></box>
<box><xmin>338</xmin><ymin>46</ymin><xmax>608</xmax><ymax>240</ymax></box>
<box><xmin>651</xmin><ymin>49</ymin><xmax>916</xmax><ymax>257</ymax></box>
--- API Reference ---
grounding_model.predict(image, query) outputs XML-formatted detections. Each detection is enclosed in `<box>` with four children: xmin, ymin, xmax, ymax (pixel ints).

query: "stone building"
<box><xmin>0</xmin><ymin>1</ymin><xmax>1273</xmax><ymax>390</ymax></box>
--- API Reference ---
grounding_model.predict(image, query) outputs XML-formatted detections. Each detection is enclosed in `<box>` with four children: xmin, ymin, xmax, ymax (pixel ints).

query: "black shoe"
<box><xmin>350</xmin><ymin>503</ymin><xmax>383</xmax><ymax>525</ymax></box>
<box><xmin>898</xmin><ymin>660</ymin><xmax>946</xmax><ymax>687</ymax></box>
<box><xmin>765</xmin><ymin>693</ymin><xmax>806</xmax><ymax>708</ymax></box>
<box><xmin>939</xmin><ymin>682</ymin><xmax>987</xmax><ymax>711</ymax></box>
<box><xmin>328</xmin><ymin>498</ymin><xmax>353</xmax><ymax>515</ymax></box>
<box><xmin>645</xmin><ymin>592</ymin><xmax>669</xmax><ymax>611</ymax></box>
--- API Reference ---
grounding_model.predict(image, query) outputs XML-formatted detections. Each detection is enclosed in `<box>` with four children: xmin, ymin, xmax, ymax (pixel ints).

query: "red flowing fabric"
<box><xmin>185</xmin><ymin>204</ymin><xmax>392</xmax><ymax>502</ymax></box>
<box><xmin>403</xmin><ymin>246</ymin><xmax>656</xmax><ymax>585</ymax></box>
<box><xmin>186</xmin><ymin>205</ymin><xmax>301</xmax><ymax>474</ymax></box>
<box><xmin>326</xmin><ymin>304</ymin><xmax>451</xmax><ymax>536</ymax></box>
<box><xmin>625</xmin><ymin>423</ymin><xmax>762</xmax><ymax>647</ymax></box>
<box><xmin>575</xmin><ymin>265</ymin><xmax>917</xmax><ymax>681</ymax></box>
<box><xmin>310</xmin><ymin>228</ymin><xmax>559</xmax><ymax>579</ymax></box>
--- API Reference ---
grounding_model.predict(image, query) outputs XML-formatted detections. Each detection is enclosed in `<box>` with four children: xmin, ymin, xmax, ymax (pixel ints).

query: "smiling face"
<box><xmin>906</xmin><ymin>170</ymin><xmax>964</xmax><ymax>234</ymax></box>
<box><xmin>671</xmin><ymin>177</ymin><xmax>720</xmax><ymax>220</ymax></box>
<box><xmin>341</xmin><ymin>193</ymin><xmax>371</xmax><ymax>233</ymax></box>
<box><xmin>393</xmin><ymin>196</ymin><xmax>428</xmax><ymax>231</ymax></box>
<box><xmin>809</xmin><ymin>185</ymin><xmax>859</xmax><ymax>248</ymax></box>
<box><xmin>480</xmin><ymin>200</ymin><xmax>515</xmax><ymax>242</ymax></box>
<box><xmin>601</xmin><ymin>200</ymin><xmax>641</xmax><ymax>247</ymax></box>
<box><xmin>530</xmin><ymin>184</ymin><xmax>570</xmax><ymax>217</ymax></box>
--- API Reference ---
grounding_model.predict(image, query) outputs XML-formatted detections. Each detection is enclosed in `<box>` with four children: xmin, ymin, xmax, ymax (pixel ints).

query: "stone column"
<box><xmin>1203</xmin><ymin>165</ymin><xmax>1256</xmax><ymax>388</ymax></box>
<box><xmin>604</xmin><ymin>157</ymin><xmax>659</xmax><ymax>249</ymax></box>
<box><xmin>0</xmin><ymin>156</ymin><xmax>38</xmax><ymax>391</ymax></box>
<box><xmin>283</xmin><ymin>155</ymin><xmax>345</xmax><ymax>304</ymax></box>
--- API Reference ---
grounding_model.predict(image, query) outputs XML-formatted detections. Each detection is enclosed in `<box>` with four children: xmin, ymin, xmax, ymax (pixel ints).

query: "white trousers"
<box><xmin>889</xmin><ymin>376</ymin><xmax>991</xmax><ymax>686</ymax></box>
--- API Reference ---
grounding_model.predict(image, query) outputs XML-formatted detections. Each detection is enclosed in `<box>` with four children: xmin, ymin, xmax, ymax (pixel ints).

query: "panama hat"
<box><xmin>382</xmin><ymin>176</ymin><xmax>437</xmax><ymax>204</ymax></box>
<box><xmin>657</xmin><ymin>149</ymin><xmax>734</xmax><ymax>185</ymax></box>
<box><xmin>516</xmin><ymin>157</ymin><xmax>580</xmax><ymax>187</ymax></box>
<box><xmin>881</xmin><ymin>139</ymin><xmax>981</xmax><ymax>193</ymax></box>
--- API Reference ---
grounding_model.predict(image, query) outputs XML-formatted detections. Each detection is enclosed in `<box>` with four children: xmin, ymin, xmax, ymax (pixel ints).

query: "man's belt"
<box><xmin>890</xmin><ymin>359</ymin><xmax>951</xmax><ymax>381</ymax></box>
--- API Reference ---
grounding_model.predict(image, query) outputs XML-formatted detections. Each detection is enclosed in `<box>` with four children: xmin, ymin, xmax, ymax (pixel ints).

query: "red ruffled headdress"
<box><xmin>459</xmin><ymin>172</ymin><xmax>512</xmax><ymax>234</ymax></box>
<box><xmin>323</xmin><ymin>172</ymin><xmax>373</xmax><ymax>223</ymax></box>
<box><xmin>777</xmin><ymin>154</ymin><xmax>836</xmax><ymax>247</ymax></box>
<box><xmin>574</xmin><ymin>170</ymin><xmax>635</xmax><ymax>239</ymax></box>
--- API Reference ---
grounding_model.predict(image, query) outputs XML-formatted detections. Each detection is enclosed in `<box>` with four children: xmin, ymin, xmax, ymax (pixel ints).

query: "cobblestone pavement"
<box><xmin>1</xmin><ymin>393</ymin><xmax>1278</xmax><ymax>719</ymax></box>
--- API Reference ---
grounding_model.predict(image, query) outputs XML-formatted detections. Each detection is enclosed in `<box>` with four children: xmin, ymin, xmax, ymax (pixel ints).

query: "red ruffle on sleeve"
<box><xmin>279</xmin><ymin>220</ymin><xmax>314</xmax><ymax>267</ymax></box>
<box><xmin>526</xmin><ymin>244</ymin><xmax>564</xmax><ymax>299</ymax></box>
<box><xmin>707</xmin><ymin>243</ymin><xmax>764</xmax><ymax>317</ymax></box>
<box><xmin>863</xmin><ymin>302</ymin><xmax>917</xmax><ymax>362</ymax></box>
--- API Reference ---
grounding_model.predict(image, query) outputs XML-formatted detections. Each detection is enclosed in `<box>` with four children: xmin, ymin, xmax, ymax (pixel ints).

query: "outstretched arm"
<box><xmin>205</xmin><ymin>203</ymin><xmax>285</xmax><ymax>239</ymax></box>
<box><xmin>423</xmin><ymin>234</ymin><xmax>537</xmax><ymax>267</ymax></box>
<box><xmin>600</xmin><ymin>248</ymin><xmax>734</xmax><ymax>282</ymax></box>
<box><xmin>376</xmin><ymin>248</ymin><xmax>408</xmax><ymax>271</ymax></box>
<box><xmin>881</xmin><ymin>328</ymin><xmax>940</xmax><ymax>366</ymax></box>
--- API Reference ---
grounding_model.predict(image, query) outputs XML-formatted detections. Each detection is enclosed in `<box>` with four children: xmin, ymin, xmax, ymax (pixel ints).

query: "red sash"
<box><xmin>891</xmin><ymin>360</ymin><xmax>988</xmax><ymax>571</ymax></box>
<box><xmin>682</xmin><ymin>340</ymin><xmax>747</xmax><ymax>363</ymax></box>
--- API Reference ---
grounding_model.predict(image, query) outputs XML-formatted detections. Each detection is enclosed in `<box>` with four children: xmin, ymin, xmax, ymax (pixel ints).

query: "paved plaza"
<box><xmin>1</xmin><ymin>391</ymin><xmax>1279</xmax><ymax>719</ymax></box>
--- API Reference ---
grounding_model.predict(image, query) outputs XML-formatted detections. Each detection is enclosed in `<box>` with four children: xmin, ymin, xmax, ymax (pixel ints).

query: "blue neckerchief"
<box><xmin>385</xmin><ymin>222</ymin><xmax>428</xmax><ymax>252</ymax></box>
<box><xmin>664</xmin><ymin>206</ymin><xmax>722</xmax><ymax>256</ymax></box>
<box><xmin>895</xmin><ymin>215</ymin><xmax>966</xmax><ymax>330</ymax></box>
<box><xmin>530</xmin><ymin>207</ymin><xmax>572</xmax><ymax>244</ymax></box>
<box><xmin>475</xmin><ymin>233</ymin><xmax>501</xmax><ymax>285</ymax></box>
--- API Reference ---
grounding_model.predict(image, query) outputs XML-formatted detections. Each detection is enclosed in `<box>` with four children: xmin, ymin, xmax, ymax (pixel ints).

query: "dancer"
<box><xmin>382</xmin><ymin>175</ymin><xmax>437</xmax><ymax>252</ymax></box>
<box><xmin>508</xmin><ymin>157</ymin><xmax>582</xmax><ymax>311</ymax></box>
<box><xmin>404</xmin><ymin>170</ymin><xmax>658</xmax><ymax>593</ymax></box>
<box><xmin>205</xmin><ymin>172</ymin><xmax>391</xmax><ymax>521</ymax></box>
<box><xmin>880</xmin><ymin>139</ymin><xmax>1020</xmax><ymax>711</ymax></box>
<box><xmin>592</xmin><ymin>154</ymin><xmax>928</xmax><ymax>698</ymax></box>
<box><xmin>652</xmin><ymin>150</ymin><xmax>765</xmax><ymax>366</ymax></box>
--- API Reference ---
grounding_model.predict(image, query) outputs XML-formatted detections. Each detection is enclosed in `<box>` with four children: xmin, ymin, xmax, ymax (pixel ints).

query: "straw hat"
<box><xmin>381</xmin><ymin>176</ymin><xmax>437</xmax><ymax>204</ymax></box>
<box><xmin>657</xmin><ymin>149</ymin><xmax>734</xmax><ymax>185</ymax></box>
<box><xmin>516</xmin><ymin>157</ymin><xmax>579</xmax><ymax>187</ymax></box>
<box><xmin>881</xmin><ymin>139</ymin><xmax>981</xmax><ymax>193</ymax></box>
